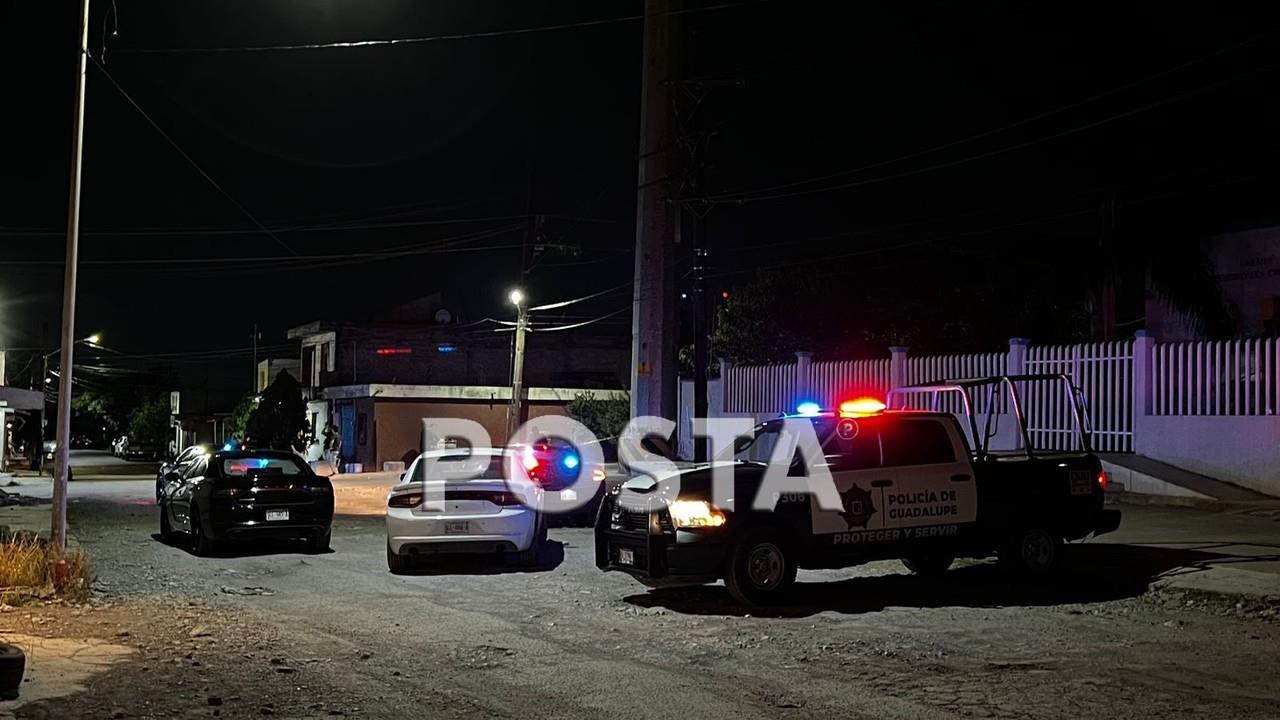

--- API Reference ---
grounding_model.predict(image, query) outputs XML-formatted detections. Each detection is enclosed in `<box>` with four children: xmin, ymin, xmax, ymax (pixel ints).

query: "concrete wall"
<box><xmin>1136</xmin><ymin>414</ymin><xmax>1280</xmax><ymax>496</ymax></box>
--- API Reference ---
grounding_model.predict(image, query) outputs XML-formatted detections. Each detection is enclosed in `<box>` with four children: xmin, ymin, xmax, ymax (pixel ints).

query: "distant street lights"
<box><xmin>507</xmin><ymin>289</ymin><xmax>529</xmax><ymax>440</ymax></box>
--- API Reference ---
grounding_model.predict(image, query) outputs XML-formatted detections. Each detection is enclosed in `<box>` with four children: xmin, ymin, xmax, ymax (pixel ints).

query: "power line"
<box><xmin>89</xmin><ymin>53</ymin><xmax>298</xmax><ymax>255</ymax></box>
<box><xmin>117</xmin><ymin>1</ymin><xmax>769</xmax><ymax>55</ymax></box>
<box><xmin>528</xmin><ymin>281</ymin><xmax>632</xmax><ymax>312</ymax></box>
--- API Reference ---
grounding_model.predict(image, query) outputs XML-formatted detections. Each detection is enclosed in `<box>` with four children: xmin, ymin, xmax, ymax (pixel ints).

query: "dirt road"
<box><xmin>8</xmin><ymin>486</ymin><xmax>1280</xmax><ymax>720</ymax></box>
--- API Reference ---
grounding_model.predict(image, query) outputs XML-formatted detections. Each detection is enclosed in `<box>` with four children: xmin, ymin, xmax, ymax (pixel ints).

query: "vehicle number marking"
<box><xmin>618</xmin><ymin>548</ymin><xmax>635</xmax><ymax>565</ymax></box>
<box><xmin>265</xmin><ymin>510</ymin><xmax>289</xmax><ymax>522</ymax></box>
<box><xmin>1069</xmin><ymin>470</ymin><xmax>1094</xmax><ymax>496</ymax></box>
<box><xmin>444</xmin><ymin>520</ymin><xmax>469</xmax><ymax>535</ymax></box>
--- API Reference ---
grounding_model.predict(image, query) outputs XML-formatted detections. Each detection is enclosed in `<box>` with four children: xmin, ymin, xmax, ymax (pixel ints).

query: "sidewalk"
<box><xmin>1094</xmin><ymin>498</ymin><xmax>1280</xmax><ymax>598</ymax></box>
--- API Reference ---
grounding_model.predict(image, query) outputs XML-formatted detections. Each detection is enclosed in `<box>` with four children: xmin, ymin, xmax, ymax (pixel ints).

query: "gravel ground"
<box><xmin>9</xmin><ymin>496</ymin><xmax>1280</xmax><ymax>720</ymax></box>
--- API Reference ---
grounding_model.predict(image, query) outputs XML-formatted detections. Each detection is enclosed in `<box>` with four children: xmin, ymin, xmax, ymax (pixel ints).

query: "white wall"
<box><xmin>1137</xmin><ymin>414</ymin><xmax>1280</xmax><ymax>496</ymax></box>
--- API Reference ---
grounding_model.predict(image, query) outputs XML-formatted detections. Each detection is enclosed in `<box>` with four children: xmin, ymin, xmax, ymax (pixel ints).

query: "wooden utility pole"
<box><xmin>630</xmin><ymin>0</ymin><xmax>682</xmax><ymax>422</ymax></box>
<box><xmin>51</xmin><ymin>0</ymin><xmax>92</xmax><ymax>549</ymax></box>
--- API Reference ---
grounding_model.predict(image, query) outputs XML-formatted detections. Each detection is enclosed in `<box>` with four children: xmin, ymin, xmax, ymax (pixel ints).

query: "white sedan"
<box><xmin>385</xmin><ymin>448</ymin><xmax>545</xmax><ymax>573</ymax></box>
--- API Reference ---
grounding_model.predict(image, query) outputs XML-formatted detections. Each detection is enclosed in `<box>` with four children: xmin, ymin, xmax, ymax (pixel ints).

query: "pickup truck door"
<box><xmin>875</xmin><ymin>417</ymin><xmax>977</xmax><ymax>531</ymax></box>
<box><xmin>809</xmin><ymin>416</ymin><xmax>978</xmax><ymax>542</ymax></box>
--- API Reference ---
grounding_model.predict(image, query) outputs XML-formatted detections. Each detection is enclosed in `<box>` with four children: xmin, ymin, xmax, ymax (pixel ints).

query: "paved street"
<box><xmin>0</xmin><ymin>475</ymin><xmax>1276</xmax><ymax>719</ymax></box>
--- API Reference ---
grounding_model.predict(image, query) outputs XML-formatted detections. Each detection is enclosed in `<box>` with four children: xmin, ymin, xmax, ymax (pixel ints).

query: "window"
<box><xmin>409</xmin><ymin>453</ymin><xmax>506</xmax><ymax>481</ymax></box>
<box><xmin>880</xmin><ymin>420</ymin><xmax>956</xmax><ymax>467</ymax></box>
<box><xmin>181</xmin><ymin>456</ymin><xmax>209</xmax><ymax>480</ymax></box>
<box><xmin>826</xmin><ymin>427</ymin><xmax>882</xmax><ymax>471</ymax></box>
<box><xmin>221</xmin><ymin>456</ymin><xmax>307</xmax><ymax>476</ymax></box>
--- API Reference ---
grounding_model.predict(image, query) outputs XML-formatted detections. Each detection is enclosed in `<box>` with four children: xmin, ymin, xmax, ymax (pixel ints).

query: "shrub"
<box><xmin>0</xmin><ymin>531</ymin><xmax>92</xmax><ymax>605</ymax></box>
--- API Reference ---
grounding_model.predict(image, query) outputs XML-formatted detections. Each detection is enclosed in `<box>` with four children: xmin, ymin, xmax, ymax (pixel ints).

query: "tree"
<box><xmin>128</xmin><ymin>398</ymin><xmax>172</xmax><ymax>448</ymax></box>
<box><xmin>245</xmin><ymin>370</ymin><xmax>308</xmax><ymax>451</ymax></box>
<box><xmin>225</xmin><ymin>395</ymin><xmax>258</xmax><ymax>441</ymax></box>
<box><xmin>567</xmin><ymin>391</ymin><xmax>630</xmax><ymax>440</ymax></box>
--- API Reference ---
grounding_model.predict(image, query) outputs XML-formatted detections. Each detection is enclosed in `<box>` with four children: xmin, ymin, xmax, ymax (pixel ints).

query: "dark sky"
<box><xmin>1</xmin><ymin>1</ymin><xmax>1277</xmax><ymax>410</ymax></box>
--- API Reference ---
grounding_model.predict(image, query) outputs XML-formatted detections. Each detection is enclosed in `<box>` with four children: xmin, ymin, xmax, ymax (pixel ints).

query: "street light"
<box><xmin>42</xmin><ymin>332</ymin><xmax>103</xmax><ymax>397</ymax></box>
<box><xmin>507</xmin><ymin>290</ymin><xmax>529</xmax><ymax>440</ymax></box>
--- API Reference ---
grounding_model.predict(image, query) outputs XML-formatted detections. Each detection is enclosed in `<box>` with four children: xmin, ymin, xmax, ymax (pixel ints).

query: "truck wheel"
<box><xmin>386</xmin><ymin>541</ymin><xmax>411</xmax><ymax>574</ymax></box>
<box><xmin>0</xmin><ymin>642</ymin><xmax>25</xmax><ymax>700</ymax></box>
<box><xmin>725</xmin><ymin>528</ymin><xmax>797</xmax><ymax>606</ymax></box>
<box><xmin>308</xmin><ymin>529</ymin><xmax>331</xmax><ymax>553</ymax></box>
<box><xmin>1001</xmin><ymin>528</ymin><xmax>1061</xmax><ymax>574</ymax></box>
<box><xmin>902</xmin><ymin>553</ymin><xmax>954</xmax><ymax>577</ymax></box>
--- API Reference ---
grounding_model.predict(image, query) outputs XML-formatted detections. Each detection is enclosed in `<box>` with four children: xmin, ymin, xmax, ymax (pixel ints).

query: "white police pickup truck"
<box><xmin>595</xmin><ymin>375</ymin><xmax>1121</xmax><ymax>606</ymax></box>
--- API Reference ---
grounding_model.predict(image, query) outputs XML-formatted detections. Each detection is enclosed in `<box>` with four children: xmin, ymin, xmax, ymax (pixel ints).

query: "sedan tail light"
<box><xmin>388</xmin><ymin>493</ymin><xmax>423</xmax><ymax>509</ymax></box>
<box><xmin>1097</xmin><ymin>471</ymin><xmax>1108</xmax><ymax>491</ymax></box>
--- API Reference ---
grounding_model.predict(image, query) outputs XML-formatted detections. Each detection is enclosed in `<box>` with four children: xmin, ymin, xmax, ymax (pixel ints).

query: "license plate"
<box><xmin>265</xmin><ymin>510</ymin><xmax>289</xmax><ymax>522</ymax></box>
<box><xmin>444</xmin><ymin>520</ymin><xmax>469</xmax><ymax>535</ymax></box>
<box><xmin>1069</xmin><ymin>470</ymin><xmax>1094</xmax><ymax>496</ymax></box>
<box><xmin>618</xmin><ymin>548</ymin><xmax>635</xmax><ymax>565</ymax></box>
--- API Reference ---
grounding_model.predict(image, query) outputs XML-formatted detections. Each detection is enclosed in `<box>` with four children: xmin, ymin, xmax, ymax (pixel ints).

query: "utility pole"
<box><xmin>252</xmin><ymin>323</ymin><xmax>259</xmax><ymax>392</ymax></box>
<box><xmin>630</xmin><ymin>0</ymin><xmax>681</xmax><ymax>423</ymax></box>
<box><xmin>692</xmin><ymin>244</ymin><xmax>709</xmax><ymax>461</ymax></box>
<box><xmin>52</xmin><ymin>0</ymin><xmax>92</xmax><ymax>550</ymax></box>
<box><xmin>507</xmin><ymin>290</ymin><xmax>529</xmax><ymax>441</ymax></box>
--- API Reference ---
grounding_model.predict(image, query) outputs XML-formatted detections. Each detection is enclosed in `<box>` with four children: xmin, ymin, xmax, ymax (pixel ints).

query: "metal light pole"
<box><xmin>51</xmin><ymin>0</ymin><xmax>92</xmax><ymax>550</ymax></box>
<box><xmin>507</xmin><ymin>289</ymin><xmax>529</xmax><ymax>441</ymax></box>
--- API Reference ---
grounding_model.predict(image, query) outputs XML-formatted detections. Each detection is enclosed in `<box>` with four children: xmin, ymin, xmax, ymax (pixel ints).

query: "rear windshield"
<box><xmin>221</xmin><ymin>456</ymin><xmax>307</xmax><ymax>477</ymax></box>
<box><xmin>411</xmin><ymin>454</ymin><xmax>506</xmax><ymax>481</ymax></box>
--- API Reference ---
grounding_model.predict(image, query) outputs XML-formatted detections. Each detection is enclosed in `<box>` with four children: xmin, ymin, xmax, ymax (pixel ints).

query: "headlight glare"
<box><xmin>668</xmin><ymin>499</ymin><xmax>726</xmax><ymax>528</ymax></box>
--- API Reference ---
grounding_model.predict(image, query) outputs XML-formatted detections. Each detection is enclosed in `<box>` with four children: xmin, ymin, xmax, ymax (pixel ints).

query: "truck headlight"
<box><xmin>668</xmin><ymin>500</ymin><xmax>726</xmax><ymax>528</ymax></box>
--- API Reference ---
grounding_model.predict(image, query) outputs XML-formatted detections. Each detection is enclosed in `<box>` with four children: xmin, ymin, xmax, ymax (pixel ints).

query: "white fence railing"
<box><xmin>1025</xmin><ymin>341</ymin><xmax>1135</xmax><ymax>452</ymax></box>
<box><xmin>719</xmin><ymin>335</ymin><xmax>1277</xmax><ymax>452</ymax></box>
<box><xmin>808</xmin><ymin>358</ymin><xmax>891</xmax><ymax>408</ymax></box>
<box><xmin>1152</xmin><ymin>338</ymin><xmax>1280</xmax><ymax>416</ymax></box>
<box><xmin>724</xmin><ymin>362</ymin><xmax>797</xmax><ymax>415</ymax></box>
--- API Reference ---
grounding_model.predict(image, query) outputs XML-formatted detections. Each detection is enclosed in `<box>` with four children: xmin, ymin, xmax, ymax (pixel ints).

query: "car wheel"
<box><xmin>725</xmin><ymin>527</ymin><xmax>797</xmax><ymax>606</ymax></box>
<box><xmin>1000</xmin><ymin>527</ymin><xmax>1061</xmax><ymax>574</ymax></box>
<box><xmin>189</xmin><ymin>505</ymin><xmax>216</xmax><ymax>557</ymax></box>
<box><xmin>0</xmin><ymin>643</ymin><xmax>26</xmax><ymax>700</ymax></box>
<box><xmin>159</xmin><ymin>502</ymin><xmax>174</xmax><ymax>543</ymax></box>
<box><xmin>309</xmin><ymin>529</ymin><xmax>331</xmax><ymax>553</ymax></box>
<box><xmin>902</xmin><ymin>553</ymin><xmax>954</xmax><ymax>577</ymax></box>
<box><xmin>386</xmin><ymin>541</ymin><xmax>410</xmax><ymax>574</ymax></box>
<box><xmin>514</xmin><ymin>516</ymin><xmax>545</xmax><ymax>567</ymax></box>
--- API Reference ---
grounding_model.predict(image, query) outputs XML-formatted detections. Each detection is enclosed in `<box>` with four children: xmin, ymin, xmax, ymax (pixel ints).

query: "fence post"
<box><xmin>795</xmin><ymin>351</ymin><xmax>813</xmax><ymax>407</ymax></box>
<box><xmin>889</xmin><ymin>346</ymin><xmax>909</xmax><ymax>389</ymax></box>
<box><xmin>1132</xmin><ymin>330</ymin><xmax>1154</xmax><ymax>453</ymax></box>
<box><xmin>1007</xmin><ymin>337</ymin><xmax>1030</xmax><ymax>375</ymax></box>
<box><xmin>716</xmin><ymin>356</ymin><xmax>732</xmax><ymax>416</ymax></box>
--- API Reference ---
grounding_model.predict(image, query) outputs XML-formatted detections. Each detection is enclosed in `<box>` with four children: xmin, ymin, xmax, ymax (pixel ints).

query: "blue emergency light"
<box><xmin>795</xmin><ymin>402</ymin><xmax>823</xmax><ymax>417</ymax></box>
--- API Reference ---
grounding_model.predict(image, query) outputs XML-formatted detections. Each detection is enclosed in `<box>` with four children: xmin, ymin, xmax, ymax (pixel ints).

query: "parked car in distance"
<box><xmin>158</xmin><ymin>448</ymin><xmax>334</xmax><ymax>555</ymax></box>
<box><xmin>386</xmin><ymin>448</ymin><xmax>545</xmax><ymax>573</ymax></box>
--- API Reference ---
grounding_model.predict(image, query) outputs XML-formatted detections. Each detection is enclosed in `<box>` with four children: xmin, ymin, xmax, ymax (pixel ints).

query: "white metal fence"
<box><xmin>1025</xmin><ymin>341</ymin><xmax>1134</xmax><ymax>452</ymax></box>
<box><xmin>723</xmin><ymin>363</ymin><xmax>797</xmax><ymax>414</ymax></box>
<box><xmin>1152</xmin><ymin>338</ymin><xmax>1280</xmax><ymax>416</ymax></box>
<box><xmin>719</xmin><ymin>335</ymin><xmax>1279</xmax><ymax>454</ymax></box>
<box><xmin>808</xmin><ymin>358</ymin><xmax>891</xmax><ymax>408</ymax></box>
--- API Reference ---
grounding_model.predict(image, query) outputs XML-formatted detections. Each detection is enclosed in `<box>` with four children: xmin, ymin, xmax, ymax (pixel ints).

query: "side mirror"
<box><xmin>311</xmin><ymin>460</ymin><xmax>337</xmax><ymax>478</ymax></box>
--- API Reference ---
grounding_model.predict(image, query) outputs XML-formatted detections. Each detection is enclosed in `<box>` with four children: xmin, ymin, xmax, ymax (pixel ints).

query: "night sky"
<box><xmin>1</xmin><ymin>1</ymin><xmax>1277</xmax><ymax>411</ymax></box>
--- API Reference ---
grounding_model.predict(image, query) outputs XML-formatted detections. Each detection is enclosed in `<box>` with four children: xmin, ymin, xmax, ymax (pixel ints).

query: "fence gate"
<box><xmin>1025</xmin><ymin>341</ymin><xmax>1134</xmax><ymax>452</ymax></box>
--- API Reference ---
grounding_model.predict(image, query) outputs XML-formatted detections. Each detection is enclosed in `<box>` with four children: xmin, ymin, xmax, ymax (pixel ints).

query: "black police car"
<box><xmin>158</xmin><ymin>448</ymin><xmax>334</xmax><ymax>555</ymax></box>
<box><xmin>595</xmin><ymin>375</ymin><xmax>1121</xmax><ymax>606</ymax></box>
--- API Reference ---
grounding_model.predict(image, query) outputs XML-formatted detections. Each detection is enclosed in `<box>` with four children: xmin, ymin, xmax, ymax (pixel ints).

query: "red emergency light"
<box><xmin>375</xmin><ymin>347</ymin><xmax>413</xmax><ymax>356</ymax></box>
